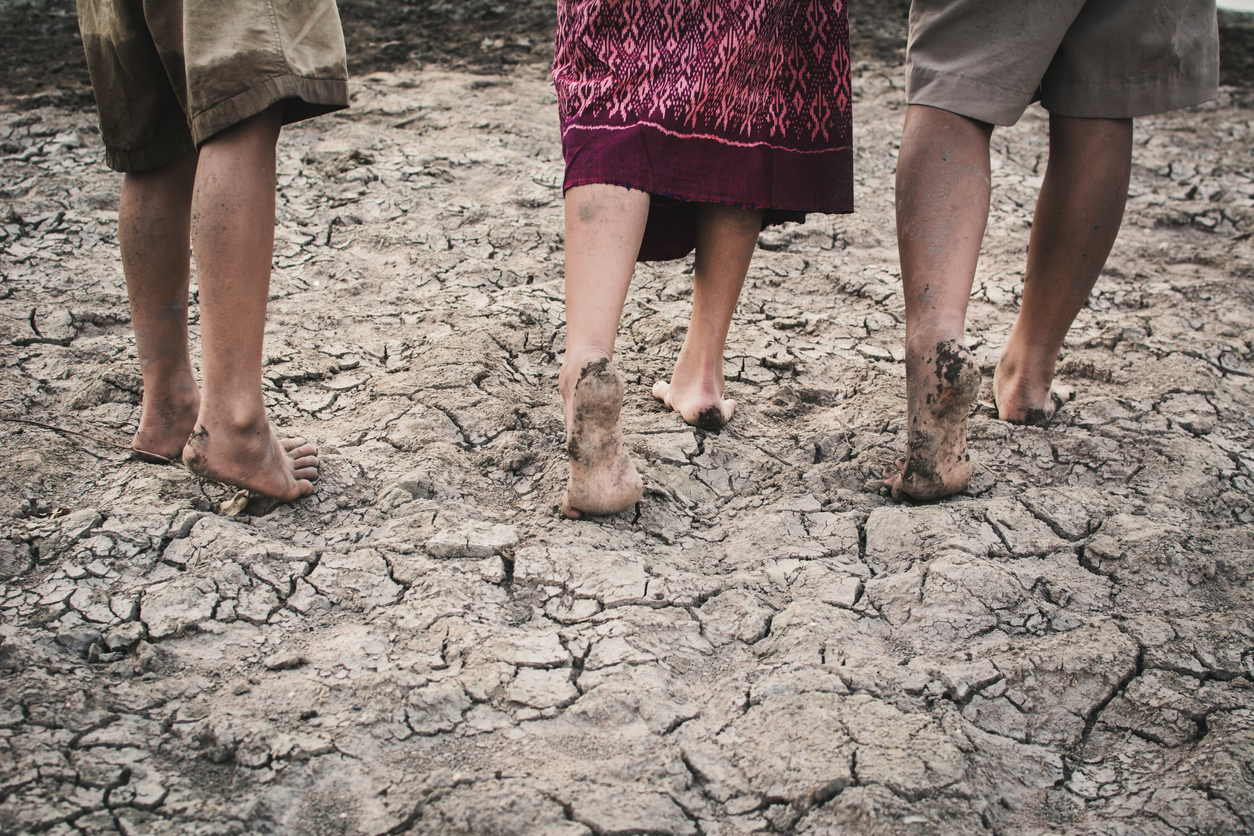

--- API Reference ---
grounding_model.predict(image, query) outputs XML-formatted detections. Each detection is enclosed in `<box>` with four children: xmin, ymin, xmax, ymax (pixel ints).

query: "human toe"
<box><xmin>283</xmin><ymin>437</ymin><xmax>317</xmax><ymax>456</ymax></box>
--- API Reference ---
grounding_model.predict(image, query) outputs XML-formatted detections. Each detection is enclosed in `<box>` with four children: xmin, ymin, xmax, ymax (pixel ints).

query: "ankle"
<box><xmin>905</xmin><ymin>329</ymin><xmax>965</xmax><ymax>356</ymax></box>
<box><xmin>997</xmin><ymin>334</ymin><xmax>1055</xmax><ymax>387</ymax></box>
<box><xmin>139</xmin><ymin>357</ymin><xmax>195</xmax><ymax>385</ymax></box>
<box><xmin>195</xmin><ymin>400</ymin><xmax>268</xmax><ymax>438</ymax></box>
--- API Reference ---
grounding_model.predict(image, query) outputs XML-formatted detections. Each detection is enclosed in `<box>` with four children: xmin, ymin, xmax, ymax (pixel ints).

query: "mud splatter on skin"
<box><xmin>936</xmin><ymin>340</ymin><xmax>969</xmax><ymax>386</ymax></box>
<box><xmin>566</xmin><ymin>357</ymin><xmax>613</xmax><ymax>463</ymax></box>
<box><xmin>901</xmin><ymin>428</ymin><xmax>938</xmax><ymax>483</ymax></box>
<box><xmin>694</xmin><ymin>404</ymin><xmax>727</xmax><ymax>432</ymax></box>
<box><xmin>890</xmin><ymin>339</ymin><xmax>980</xmax><ymax>501</ymax></box>
<box><xmin>563</xmin><ymin>357</ymin><xmax>643</xmax><ymax>517</ymax></box>
<box><xmin>1020</xmin><ymin>407</ymin><xmax>1050</xmax><ymax>426</ymax></box>
<box><xmin>181</xmin><ymin>426</ymin><xmax>217</xmax><ymax>477</ymax></box>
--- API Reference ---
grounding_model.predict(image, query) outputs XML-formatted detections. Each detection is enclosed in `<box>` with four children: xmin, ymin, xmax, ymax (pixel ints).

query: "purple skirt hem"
<box><xmin>562</xmin><ymin>123</ymin><xmax>853</xmax><ymax>261</ymax></box>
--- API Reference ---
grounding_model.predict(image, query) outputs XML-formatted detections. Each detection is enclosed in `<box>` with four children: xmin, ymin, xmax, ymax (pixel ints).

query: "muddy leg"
<box><xmin>559</xmin><ymin>184</ymin><xmax>650</xmax><ymax>517</ymax></box>
<box><xmin>119</xmin><ymin>151</ymin><xmax>201</xmax><ymax>461</ymax></box>
<box><xmin>651</xmin><ymin>203</ymin><xmax>761</xmax><ymax>430</ymax></box>
<box><xmin>889</xmin><ymin>105</ymin><xmax>993</xmax><ymax>501</ymax></box>
<box><xmin>180</xmin><ymin>105</ymin><xmax>318</xmax><ymax>501</ymax></box>
<box><xmin>994</xmin><ymin>115</ymin><xmax>1132</xmax><ymax>424</ymax></box>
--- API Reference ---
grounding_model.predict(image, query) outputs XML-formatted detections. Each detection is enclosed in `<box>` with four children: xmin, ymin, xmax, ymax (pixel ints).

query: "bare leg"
<box><xmin>885</xmin><ymin>105</ymin><xmax>990</xmax><ymax>501</ymax></box>
<box><xmin>180</xmin><ymin>105</ymin><xmax>319</xmax><ymax>501</ymax></box>
<box><xmin>994</xmin><ymin>114</ymin><xmax>1132</xmax><ymax>424</ymax></box>
<box><xmin>119</xmin><ymin>152</ymin><xmax>202</xmax><ymax>462</ymax></box>
<box><xmin>559</xmin><ymin>183</ymin><xmax>650</xmax><ymax>518</ymax></box>
<box><xmin>652</xmin><ymin>203</ymin><xmax>762</xmax><ymax>430</ymax></box>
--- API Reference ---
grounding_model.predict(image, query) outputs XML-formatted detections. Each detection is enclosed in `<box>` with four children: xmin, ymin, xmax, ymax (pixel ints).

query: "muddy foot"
<box><xmin>651</xmin><ymin>379</ymin><xmax>736</xmax><ymax>431</ymax></box>
<box><xmin>561</xmin><ymin>356</ymin><xmax>644</xmax><ymax>518</ymax></box>
<box><xmin>132</xmin><ymin>377</ymin><xmax>201</xmax><ymax>463</ymax></box>
<box><xmin>885</xmin><ymin>339</ymin><xmax>980</xmax><ymax>502</ymax></box>
<box><xmin>992</xmin><ymin>362</ymin><xmax>1075</xmax><ymax>426</ymax></box>
<box><xmin>182</xmin><ymin>421</ymin><xmax>318</xmax><ymax>502</ymax></box>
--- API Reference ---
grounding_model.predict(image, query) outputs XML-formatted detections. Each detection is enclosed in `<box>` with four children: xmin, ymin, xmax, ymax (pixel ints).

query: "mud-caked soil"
<box><xmin>2</xmin><ymin>4</ymin><xmax>1254</xmax><ymax>836</ymax></box>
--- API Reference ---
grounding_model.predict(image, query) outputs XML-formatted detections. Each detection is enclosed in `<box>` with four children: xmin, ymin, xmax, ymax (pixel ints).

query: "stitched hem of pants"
<box><xmin>190</xmin><ymin>75</ymin><xmax>349</xmax><ymax>146</ymax></box>
<box><xmin>907</xmin><ymin>62</ymin><xmax>1220</xmax><ymax>126</ymax></box>
<box><xmin>104</xmin><ymin>128</ymin><xmax>197</xmax><ymax>174</ymax></box>
<box><xmin>1041</xmin><ymin>61</ymin><xmax>1220</xmax><ymax>119</ymax></box>
<box><xmin>906</xmin><ymin>65</ymin><xmax>1039</xmax><ymax>126</ymax></box>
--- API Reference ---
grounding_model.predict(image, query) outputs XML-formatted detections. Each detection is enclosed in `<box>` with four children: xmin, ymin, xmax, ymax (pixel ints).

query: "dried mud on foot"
<box><xmin>3</xmin><ymin>30</ymin><xmax>1254</xmax><ymax>836</ymax></box>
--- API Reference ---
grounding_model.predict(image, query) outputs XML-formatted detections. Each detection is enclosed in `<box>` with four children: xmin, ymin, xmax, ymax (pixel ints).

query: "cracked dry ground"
<box><xmin>2</xmin><ymin>53</ymin><xmax>1254</xmax><ymax>836</ymax></box>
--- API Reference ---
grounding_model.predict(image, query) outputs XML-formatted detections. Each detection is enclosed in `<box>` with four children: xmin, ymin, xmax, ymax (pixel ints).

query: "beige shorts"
<box><xmin>77</xmin><ymin>0</ymin><xmax>350</xmax><ymax>172</ymax></box>
<box><xmin>906</xmin><ymin>0</ymin><xmax>1219</xmax><ymax>126</ymax></box>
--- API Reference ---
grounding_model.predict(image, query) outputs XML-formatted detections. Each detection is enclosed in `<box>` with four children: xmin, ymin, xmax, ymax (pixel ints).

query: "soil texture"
<box><xmin>2</xmin><ymin>3</ymin><xmax>1254</xmax><ymax>836</ymax></box>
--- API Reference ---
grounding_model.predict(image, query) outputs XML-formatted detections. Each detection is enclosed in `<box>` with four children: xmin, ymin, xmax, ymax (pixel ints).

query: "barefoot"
<box><xmin>182</xmin><ymin>418</ymin><xmax>318</xmax><ymax>502</ymax></box>
<box><xmin>651</xmin><ymin>379</ymin><xmax>736</xmax><ymax>431</ymax></box>
<box><xmin>992</xmin><ymin>361</ymin><xmax>1075</xmax><ymax>426</ymax></box>
<box><xmin>132</xmin><ymin>374</ymin><xmax>201</xmax><ymax>463</ymax></box>
<box><xmin>560</xmin><ymin>356</ymin><xmax>644</xmax><ymax>518</ymax></box>
<box><xmin>884</xmin><ymin>339</ymin><xmax>980</xmax><ymax>502</ymax></box>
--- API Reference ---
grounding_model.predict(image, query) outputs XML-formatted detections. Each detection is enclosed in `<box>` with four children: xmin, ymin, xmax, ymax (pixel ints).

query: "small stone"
<box><xmin>485</xmin><ymin>631</ymin><xmax>569</xmax><ymax>668</ymax></box>
<box><xmin>856</xmin><ymin>343</ymin><xmax>894</xmax><ymax>361</ymax></box>
<box><xmin>80</xmin><ymin>538</ymin><xmax>115</xmax><ymax>559</ymax></box>
<box><xmin>270</xmin><ymin>733</ymin><xmax>334</xmax><ymax>761</ymax></box>
<box><xmin>236</xmin><ymin>742</ymin><xmax>272</xmax><ymax>769</ymax></box>
<box><xmin>60</xmin><ymin>508</ymin><xmax>103</xmax><ymax>542</ymax></box>
<box><xmin>236</xmin><ymin>585</ymin><xmax>280</xmax><ymax>625</ymax></box>
<box><xmin>479</xmin><ymin>555</ymin><xmax>507</xmax><ymax>584</ymax></box>
<box><xmin>406</xmin><ymin>681</ymin><xmax>471</xmax><ymax>735</ymax></box>
<box><xmin>287</xmin><ymin>579</ymin><xmax>330</xmax><ymax>615</ymax></box>
<box><xmin>161</xmin><ymin>538</ymin><xmax>197</xmax><ymax>568</ymax></box>
<box><xmin>232</xmin><ymin>681</ymin><xmax>252</xmax><ymax>695</ymax></box>
<box><xmin>506</xmin><ymin>667</ymin><xmax>578</xmax><ymax>709</ymax></box>
<box><xmin>781</xmin><ymin>495</ymin><xmax>823</xmax><ymax>513</ymax></box>
<box><xmin>291</xmin><ymin>389</ymin><xmax>336</xmax><ymax>413</ymax></box>
<box><xmin>69</xmin><ymin>586</ymin><xmax>115</xmax><ymax>624</ymax></box>
<box><xmin>130</xmin><ymin>780</ymin><xmax>168</xmax><ymax>810</ymax></box>
<box><xmin>85</xmin><ymin>559</ymin><xmax>112</xmax><ymax>577</ymax></box>
<box><xmin>104</xmin><ymin>621</ymin><xmax>145</xmax><ymax>651</ymax></box>
<box><xmin>544</xmin><ymin>597</ymin><xmax>601</xmax><ymax>624</ymax></box>
<box><xmin>263</xmin><ymin>652</ymin><xmax>306</xmax><ymax>671</ymax></box>
<box><xmin>639</xmin><ymin>431</ymin><xmax>698</xmax><ymax>465</ymax></box>
<box><xmin>57</xmin><ymin>624</ymin><xmax>102</xmax><ymax>655</ymax></box>
<box><xmin>109</xmin><ymin>593</ymin><xmax>138</xmax><ymax>621</ymax></box>
<box><xmin>901</xmin><ymin>672</ymin><xmax>932</xmax><ymax>695</ymax></box>
<box><xmin>134</xmin><ymin>640</ymin><xmax>165</xmax><ymax>673</ymax></box>
<box><xmin>216</xmin><ymin>599</ymin><xmax>238</xmax><ymax>623</ymax></box>
<box><xmin>0</xmin><ymin>540</ymin><xmax>33</xmax><ymax>579</ymax></box>
<box><xmin>141</xmin><ymin>581</ymin><xmax>218</xmax><ymax>639</ymax></box>
<box><xmin>37</xmin><ymin>309</ymin><xmax>77</xmax><ymax>343</ymax></box>
<box><xmin>393</xmin><ymin>470</ymin><xmax>436</xmax><ymax>499</ymax></box>
<box><xmin>322</xmin><ymin>373</ymin><xmax>369</xmax><ymax>391</ymax></box>
<box><xmin>426</xmin><ymin>522</ymin><xmax>520</xmax><ymax>558</ymax></box>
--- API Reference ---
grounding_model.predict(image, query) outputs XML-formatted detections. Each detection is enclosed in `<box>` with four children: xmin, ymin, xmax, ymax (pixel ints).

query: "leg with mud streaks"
<box><xmin>887</xmin><ymin>104</ymin><xmax>990</xmax><ymax>501</ymax></box>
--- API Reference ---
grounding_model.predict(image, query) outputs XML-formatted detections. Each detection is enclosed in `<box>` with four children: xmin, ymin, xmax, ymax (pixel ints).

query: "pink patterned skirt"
<box><xmin>554</xmin><ymin>0</ymin><xmax>853</xmax><ymax>261</ymax></box>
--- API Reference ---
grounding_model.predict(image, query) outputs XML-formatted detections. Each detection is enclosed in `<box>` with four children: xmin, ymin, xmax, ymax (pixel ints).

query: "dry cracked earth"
<box><xmin>3</xmin><ymin>6</ymin><xmax>1254</xmax><ymax>836</ymax></box>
